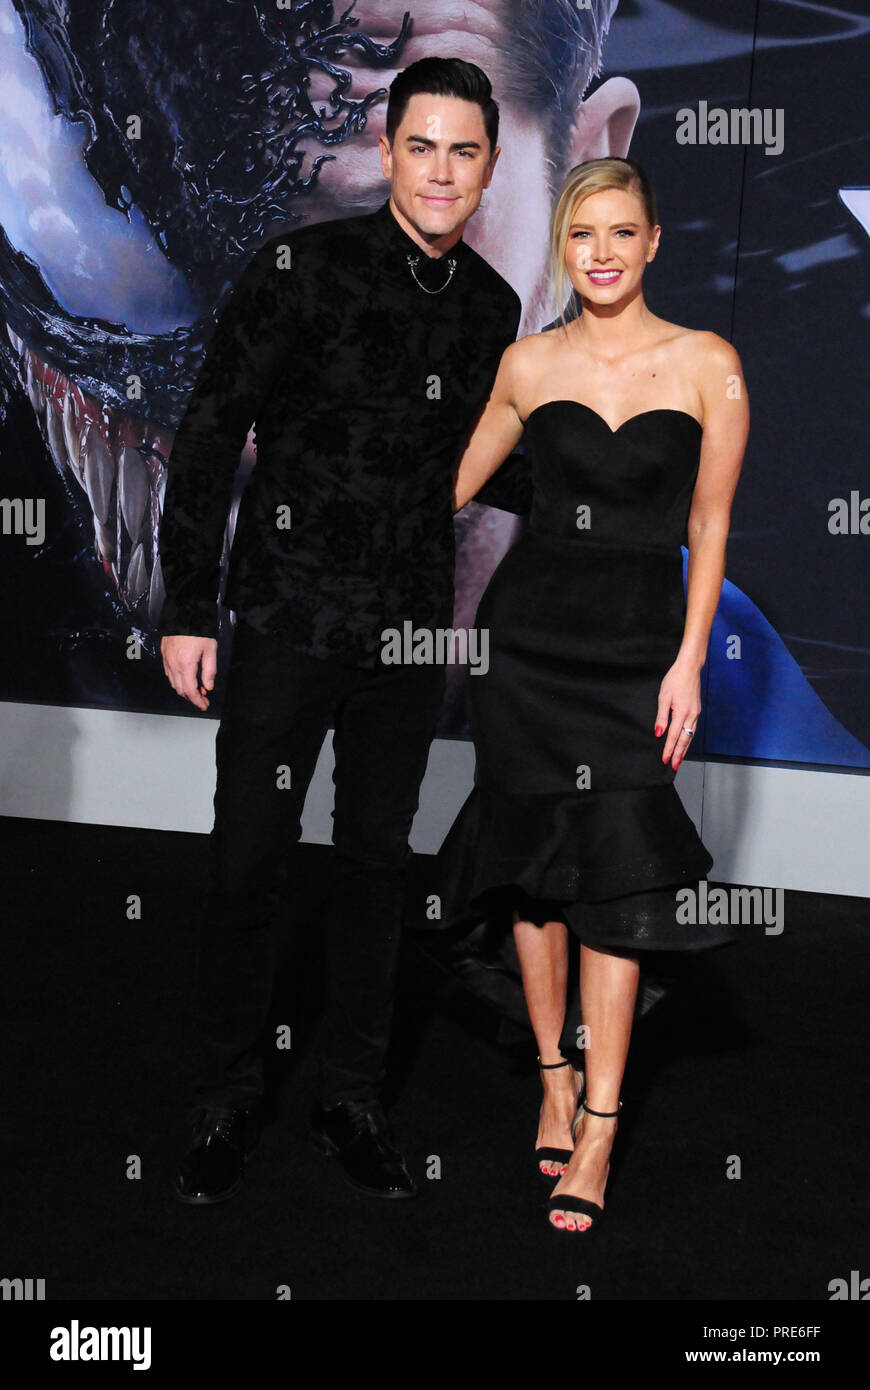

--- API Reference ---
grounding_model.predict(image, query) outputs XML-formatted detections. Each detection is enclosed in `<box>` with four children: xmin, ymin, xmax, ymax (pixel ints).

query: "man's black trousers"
<box><xmin>190</xmin><ymin>619</ymin><xmax>447</xmax><ymax>1113</ymax></box>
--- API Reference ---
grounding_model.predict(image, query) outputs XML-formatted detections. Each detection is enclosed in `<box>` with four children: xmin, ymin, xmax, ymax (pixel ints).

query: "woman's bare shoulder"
<box><xmin>665</xmin><ymin>324</ymin><xmax>742</xmax><ymax>370</ymax></box>
<box><xmin>499</xmin><ymin>327</ymin><xmax>561</xmax><ymax>379</ymax></box>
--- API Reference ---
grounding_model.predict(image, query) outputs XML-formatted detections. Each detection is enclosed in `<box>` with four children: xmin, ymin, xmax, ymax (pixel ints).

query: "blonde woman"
<box><xmin>449</xmin><ymin>157</ymin><xmax>749</xmax><ymax>1232</ymax></box>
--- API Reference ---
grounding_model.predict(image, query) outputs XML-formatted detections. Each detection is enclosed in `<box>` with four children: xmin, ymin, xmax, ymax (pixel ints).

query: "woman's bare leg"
<box><xmin>549</xmin><ymin>943</ymin><xmax>639</xmax><ymax>1229</ymax></box>
<box><xmin>513</xmin><ymin>908</ymin><xmax>583</xmax><ymax>1177</ymax></box>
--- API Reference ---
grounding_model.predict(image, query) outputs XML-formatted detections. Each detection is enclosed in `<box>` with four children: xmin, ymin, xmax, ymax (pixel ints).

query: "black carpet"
<box><xmin>2</xmin><ymin>813</ymin><xmax>868</xmax><ymax>1304</ymax></box>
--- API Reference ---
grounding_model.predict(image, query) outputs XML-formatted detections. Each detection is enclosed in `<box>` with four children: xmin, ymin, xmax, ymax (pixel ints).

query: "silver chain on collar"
<box><xmin>406</xmin><ymin>253</ymin><xmax>458</xmax><ymax>294</ymax></box>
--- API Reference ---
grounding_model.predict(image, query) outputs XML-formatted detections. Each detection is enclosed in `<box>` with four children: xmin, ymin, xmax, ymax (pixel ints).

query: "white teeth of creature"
<box><xmin>118</xmin><ymin>445</ymin><xmax>150</xmax><ymax>541</ymax></box>
<box><xmin>94</xmin><ymin>516</ymin><xmax>116</xmax><ymax>563</ymax></box>
<box><xmin>45</xmin><ymin>395</ymin><xmax>70</xmax><ymax>476</ymax></box>
<box><xmin>6</xmin><ymin>324</ymin><xmax>23</xmax><ymax>357</ymax></box>
<box><xmin>82</xmin><ymin>426</ymin><xmax>115</xmax><ymax>525</ymax></box>
<box><xmin>62</xmin><ymin>387</ymin><xmax>83</xmax><ymax>474</ymax></box>
<box><xmin>148</xmin><ymin>552</ymin><xmax>165</xmax><ymax>625</ymax></box>
<box><xmin>25</xmin><ymin>353</ymin><xmax>43</xmax><ymax>412</ymax></box>
<box><xmin>227</xmin><ymin>494</ymin><xmax>242</xmax><ymax>548</ymax></box>
<box><xmin>126</xmin><ymin>541</ymin><xmax>149</xmax><ymax>602</ymax></box>
<box><xmin>23</xmin><ymin>342</ymin><xmax>165</xmax><ymax>618</ymax></box>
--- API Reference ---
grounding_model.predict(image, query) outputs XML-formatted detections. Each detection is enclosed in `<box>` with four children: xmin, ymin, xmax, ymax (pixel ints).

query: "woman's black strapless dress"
<box><xmin>436</xmin><ymin>399</ymin><xmax>736</xmax><ymax>953</ymax></box>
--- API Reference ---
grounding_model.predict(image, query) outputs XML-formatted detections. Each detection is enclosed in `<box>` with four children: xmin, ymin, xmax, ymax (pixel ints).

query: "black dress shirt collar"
<box><xmin>369</xmin><ymin>195</ymin><xmax>471</xmax><ymax>279</ymax></box>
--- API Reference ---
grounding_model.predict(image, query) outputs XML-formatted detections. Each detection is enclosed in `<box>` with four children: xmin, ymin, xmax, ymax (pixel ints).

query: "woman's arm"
<box><xmin>452</xmin><ymin>339</ymin><xmax>526</xmax><ymax>512</ymax></box>
<box><xmin>657</xmin><ymin>332</ymin><xmax>750</xmax><ymax>768</ymax></box>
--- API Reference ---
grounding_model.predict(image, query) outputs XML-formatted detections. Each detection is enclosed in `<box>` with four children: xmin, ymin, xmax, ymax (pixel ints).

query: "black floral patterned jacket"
<box><xmin>157</xmin><ymin>197</ymin><xmax>524</xmax><ymax>665</ymax></box>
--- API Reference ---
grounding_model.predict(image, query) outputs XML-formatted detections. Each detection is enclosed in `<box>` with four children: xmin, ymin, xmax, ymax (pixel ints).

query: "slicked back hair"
<box><xmin>386</xmin><ymin>58</ymin><xmax>500</xmax><ymax>153</ymax></box>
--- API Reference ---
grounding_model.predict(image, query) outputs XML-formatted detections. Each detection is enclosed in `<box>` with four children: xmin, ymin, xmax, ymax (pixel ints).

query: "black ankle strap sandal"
<box><xmin>535</xmin><ymin>1056</ymin><xmax>585</xmax><ymax>1182</ymax></box>
<box><xmin>547</xmin><ymin>1099</ymin><xmax>622</xmax><ymax>1232</ymax></box>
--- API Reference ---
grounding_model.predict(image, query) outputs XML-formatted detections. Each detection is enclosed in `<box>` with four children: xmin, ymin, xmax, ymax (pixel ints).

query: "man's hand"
<box><xmin>161</xmin><ymin>635</ymin><xmax>218</xmax><ymax>711</ymax></box>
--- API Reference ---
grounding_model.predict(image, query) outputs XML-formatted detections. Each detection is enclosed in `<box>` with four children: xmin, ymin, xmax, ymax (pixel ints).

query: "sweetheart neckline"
<box><xmin>523</xmin><ymin>399</ymin><xmax>704</xmax><ymax>435</ymax></box>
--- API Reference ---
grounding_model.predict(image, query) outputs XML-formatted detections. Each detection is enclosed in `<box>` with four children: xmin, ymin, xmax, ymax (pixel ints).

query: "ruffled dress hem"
<box><xmin>428</xmin><ymin>783</ymin><xmax>737</xmax><ymax>953</ymax></box>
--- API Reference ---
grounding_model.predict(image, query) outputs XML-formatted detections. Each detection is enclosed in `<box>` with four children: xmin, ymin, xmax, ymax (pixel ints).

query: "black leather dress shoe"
<box><xmin>174</xmin><ymin>1105</ymin><xmax>260</xmax><ymax>1205</ymax></box>
<box><xmin>310</xmin><ymin>1099</ymin><xmax>418</xmax><ymax>1199</ymax></box>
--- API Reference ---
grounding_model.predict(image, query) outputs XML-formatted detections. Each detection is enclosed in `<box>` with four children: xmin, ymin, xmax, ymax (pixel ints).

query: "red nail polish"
<box><xmin>655</xmin><ymin>725</ymin><xmax>663</xmax><ymax>737</ymax></box>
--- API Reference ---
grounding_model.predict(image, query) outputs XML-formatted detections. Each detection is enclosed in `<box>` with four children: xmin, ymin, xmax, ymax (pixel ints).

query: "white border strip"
<box><xmin>0</xmin><ymin>702</ymin><xmax>867</xmax><ymax>898</ymax></box>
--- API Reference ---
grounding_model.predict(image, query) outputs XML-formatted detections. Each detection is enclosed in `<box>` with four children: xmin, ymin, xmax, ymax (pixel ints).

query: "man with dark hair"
<box><xmin>159</xmin><ymin>56</ymin><xmax>522</xmax><ymax>1203</ymax></box>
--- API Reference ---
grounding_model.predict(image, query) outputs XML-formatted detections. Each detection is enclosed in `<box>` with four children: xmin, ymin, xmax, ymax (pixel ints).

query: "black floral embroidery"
<box><xmin>158</xmin><ymin>198</ymin><xmax>522</xmax><ymax>663</ymax></box>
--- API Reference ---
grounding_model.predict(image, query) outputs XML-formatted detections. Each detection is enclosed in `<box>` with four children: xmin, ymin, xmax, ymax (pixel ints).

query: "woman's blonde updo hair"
<box><xmin>550</xmin><ymin>157</ymin><xmax>658</xmax><ymax>328</ymax></box>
